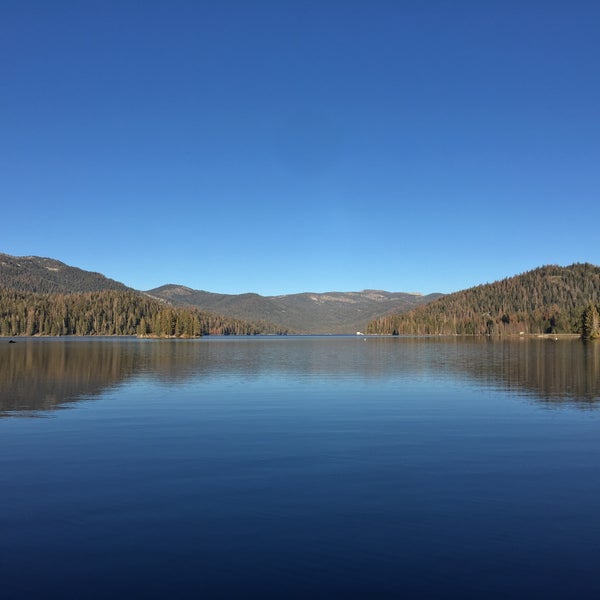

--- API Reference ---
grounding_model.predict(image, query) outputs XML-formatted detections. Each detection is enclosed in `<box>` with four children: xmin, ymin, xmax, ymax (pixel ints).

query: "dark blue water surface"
<box><xmin>1</xmin><ymin>336</ymin><xmax>600</xmax><ymax>598</ymax></box>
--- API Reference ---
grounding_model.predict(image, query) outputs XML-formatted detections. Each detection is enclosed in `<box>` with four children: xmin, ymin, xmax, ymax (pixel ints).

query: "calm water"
<box><xmin>1</xmin><ymin>336</ymin><xmax>600</xmax><ymax>598</ymax></box>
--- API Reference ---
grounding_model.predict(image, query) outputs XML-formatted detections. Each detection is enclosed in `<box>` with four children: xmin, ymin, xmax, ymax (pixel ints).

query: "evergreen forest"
<box><xmin>0</xmin><ymin>288</ymin><xmax>289</xmax><ymax>337</ymax></box>
<box><xmin>366</xmin><ymin>264</ymin><xmax>600</xmax><ymax>337</ymax></box>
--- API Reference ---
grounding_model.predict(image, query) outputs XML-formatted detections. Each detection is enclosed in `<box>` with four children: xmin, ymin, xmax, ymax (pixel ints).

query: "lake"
<box><xmin>1</xmin><ymin>336</ymin><xmax>600</xmax><ymax>598</ymax></box>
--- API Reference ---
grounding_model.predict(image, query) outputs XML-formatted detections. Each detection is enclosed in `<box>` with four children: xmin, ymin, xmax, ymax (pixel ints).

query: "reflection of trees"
<box><xmin>0</xmin><ymin>339</ymin><xmax>140</xmax><ymax>413</ymax></box>
<box><xmin>497</xmin><ymin>339</ymin><xmax>600</xmax><ymax>404</ymax></box>
<box><xmin>1</xmin><ymin>337</ymin><xmax>599</xmax><ymax>415</ymax></box>
<box><xmin>0</xmin><ymin>339</ymin><xmax>224</xmax><ymax>414</ymax></box>
<box><xmin>409</xmin><ymin>337</ymin><xmax>600</xmax><ymax>404</ymax></box>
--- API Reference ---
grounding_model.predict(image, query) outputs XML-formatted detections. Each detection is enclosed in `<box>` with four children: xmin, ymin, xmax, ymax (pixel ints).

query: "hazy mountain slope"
<box><xmin>367</xmin><ymin>263</ymin><xmax>600</xmax><ymax>336</ymax></box>
<box><xmin>146</xmin><ymin>285</ymin><xmax>442</xmax><ymax>334</ymax></box>
<box><xmin>0</xmin><ymin>253</ymin><xmax>130</xmax><ymax>293</ymax></box>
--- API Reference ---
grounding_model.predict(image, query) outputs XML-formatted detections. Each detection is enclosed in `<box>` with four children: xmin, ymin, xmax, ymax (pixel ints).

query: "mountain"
<box><xmin>0</xmin><ymin>252</ymin><xmax>442</xmax><ymax>334</ymax></box>
<box><xmin>0</xmin><ymin>253</ymin><xmax>289</xmax><ymax>337</ymax></box>
<box><xmin>367</xmin><ymin>263</ymin><xmax>600</xmax><ymax>336</ymax></box>
<box><xmin>0</xmin><ymin>253</ymin><xmax>130</xmax><ymax>293</ymax></box>
<box><xmin>145</xmin><ymin>286</ymin><xmax>443</xmax><ymax>334</ymax></box>
<box><xmin>4</xmin><ymin>253</ymin><xmax>598</xmax><ymax>337</ymax></box>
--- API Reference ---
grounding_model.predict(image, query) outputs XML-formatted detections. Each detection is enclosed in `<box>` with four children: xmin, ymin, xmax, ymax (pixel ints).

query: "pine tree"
<box><xmin>581</xmin><ymin>303</ymin><xmax>600</xmax><ymax>341</ymax></box>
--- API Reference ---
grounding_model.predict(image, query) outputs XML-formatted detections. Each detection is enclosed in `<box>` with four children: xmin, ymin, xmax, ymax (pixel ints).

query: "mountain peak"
<box><xmin>0</xmin><ymin>252</ymin><xmax>130</xmax><ymax>294</ymax></box>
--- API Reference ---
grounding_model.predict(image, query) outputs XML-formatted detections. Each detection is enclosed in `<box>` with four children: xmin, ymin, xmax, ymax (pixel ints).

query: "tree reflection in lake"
<box><xmin>0</xmin><ymin>336</ymin><xmax>599</xmax><ymax>416</ymax></box>
<box><xmin>406</xmin><ymin>337</ymin><xmax>600</xmax><ymax>405</ymax></box>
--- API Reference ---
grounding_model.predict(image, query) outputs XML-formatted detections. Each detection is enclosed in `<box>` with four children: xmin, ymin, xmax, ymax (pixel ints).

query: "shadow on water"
<box><xmin>1</xmin><ymin>336</ymin><xmax>599</xmax><ymax>415</ymax></box>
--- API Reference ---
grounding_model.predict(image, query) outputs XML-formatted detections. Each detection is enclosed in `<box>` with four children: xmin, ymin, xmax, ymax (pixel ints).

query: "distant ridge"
<box><xmin>146</xmin><ymin>285</ymin><xmax>443</xmax><ymax>334</ymax></box>
<box><xmin>367</xmin><ymin>263</ymin><xmax>600</xmax><ymax>336</ymax></box>
<box><xmin>0</xmin><ymin>253</ymin><xmax>129</xmax><ymax>294</ymax></box>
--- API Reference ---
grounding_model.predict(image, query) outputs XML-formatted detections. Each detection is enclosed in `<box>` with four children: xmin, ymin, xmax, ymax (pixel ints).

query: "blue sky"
<box><xmin>2</xmin><ymin>1</ymin><xmax>599</xmax><ymax>295</ymax></box>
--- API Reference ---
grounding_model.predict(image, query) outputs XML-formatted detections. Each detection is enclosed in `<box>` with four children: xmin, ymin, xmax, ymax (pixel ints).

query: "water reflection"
<box><xmin>1</xmin><ymin>337</ymin><xmax>599</xmax><ymax>415</ymax></box>
<box><xmin>0</xmin><ymin>339</ymin><xmax>140</xmax><ymax>413</ymax></box>
<box><xmin>449</xmin><ymin>338</ymin><xmax>600</xmax><ymax>404</ymax></box>
<box><xmin>353</xmin><ymin>337</ymin><xmax>600</xmax><ymax>404</ymax></box>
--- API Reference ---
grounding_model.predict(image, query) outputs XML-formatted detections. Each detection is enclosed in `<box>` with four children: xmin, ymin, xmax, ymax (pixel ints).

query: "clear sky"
<box><xmin>2</xmin><ymin>1</ymin><xmax>599</xmax><ymax>295</ymax></box>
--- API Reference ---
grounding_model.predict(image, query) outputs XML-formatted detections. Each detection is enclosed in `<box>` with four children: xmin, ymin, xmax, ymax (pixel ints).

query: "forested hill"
<box><xmin>0</xmin><ymin>288</ymin><xmax>290</xmax><ymax>337</ymax></box>
<box><xmin>1</xmin><ymin>252</ymin><xmax>441</xmax><ymax>334</ymax></box>
<box><xmin>0</xmin><ymin>253</ymin><xmax>129</xmax><ymax>293</ymax></box>
<box><xmin>0</xmin><ymin>253</ymin><xmax>290</xmax><ymax>336</ymax></box>
<box><xmin>367</xmin><ymin>264</ymin><xmax>600</xmax><ymax>336</ymax></box>
<box><xmin>146</xmin><ymin>286</ymin><xmax>442</xmax><ymax>334</ymax></box>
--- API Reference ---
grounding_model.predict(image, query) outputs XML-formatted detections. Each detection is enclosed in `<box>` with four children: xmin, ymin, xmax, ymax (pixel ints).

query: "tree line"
<box><xmin>0</xmin><ymin>288</ymin><xmax>289</xmax><ymax>337</ymax></box>
<box><xmin>367</xmin><ymin>263</ymin><xmax>600</xmax><ymax>337</ymax></box>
